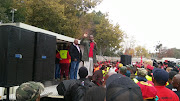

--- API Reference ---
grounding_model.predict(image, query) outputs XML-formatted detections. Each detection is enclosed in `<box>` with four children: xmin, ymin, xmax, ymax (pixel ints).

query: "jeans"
<box><xmin>55</xmin><ymin>64</ymin><xmax>60</xmax><ymax>79</ymax></box>
<box><xmin>70</xmin><ymin>61</ymin><xmax>79</xmax><ymax>79</ymax></box>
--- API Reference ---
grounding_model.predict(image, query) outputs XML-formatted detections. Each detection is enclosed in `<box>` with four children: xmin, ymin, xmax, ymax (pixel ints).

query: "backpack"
<box><xmin>56</xmin><ymin>79</ymin><xmax>76</xmax><ymax>96</ymax></box>
<box><xmin>70</xmin><ymin>80</ymin><xmax>94</xmax><ymax>101</ymax></box>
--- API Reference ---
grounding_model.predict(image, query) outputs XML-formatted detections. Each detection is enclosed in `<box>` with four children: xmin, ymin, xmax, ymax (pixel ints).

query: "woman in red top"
<box><xmin>57</xmin><ymin>45</ymin><xmax>71</xmax><ymax>81</ymax></box>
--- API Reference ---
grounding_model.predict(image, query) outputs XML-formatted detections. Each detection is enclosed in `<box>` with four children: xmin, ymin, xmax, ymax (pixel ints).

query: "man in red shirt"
<box><xmin>152</xmin><ymin>68</ymin><xmax>179</xmax><ymax>101</ymax></box>
<box><xmin>80</xmin><ymin>33</ymin><xmax>97</xmax><ymax>76</ymax></box>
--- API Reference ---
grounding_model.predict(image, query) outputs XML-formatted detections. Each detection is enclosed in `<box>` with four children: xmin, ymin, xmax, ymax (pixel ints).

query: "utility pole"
<box><xmin>10</xmin><ymin>8</ymin><xmax>17</xmax><ymax>23</ymax></box>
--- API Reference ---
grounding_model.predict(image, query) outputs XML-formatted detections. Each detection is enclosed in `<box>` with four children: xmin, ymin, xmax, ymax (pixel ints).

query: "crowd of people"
<box><xmin>15</xmin><ymin>59</ymin><xmax>180</xmax><ymax>101</ymax></box>
<box><xmin>56</xmin><ymin>59</ymin><xmax>180</xmax><ymax>101</ymax></box>
<box><xmin>15</xmin><ymin>34</ymin><xmax>180</xmax><ymax>101</ymax></box>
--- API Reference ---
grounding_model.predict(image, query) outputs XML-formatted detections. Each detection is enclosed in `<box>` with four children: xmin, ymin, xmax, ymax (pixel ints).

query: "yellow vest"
<box><xmin>60</xmin><ymin>50</ymin><xmax>68</xmax><ymax>59</ymax></box>
<box><xmin>135</xmin><ymin>71</ymin><xmax>137</xmax><ymax>76</ymax></box>
<box><xmin>145</xmin><ymin>75</ymin><xmax>152</xmax><ymax>81</ymax></box>
<box><xmin>166</xmin><ymin>82</ymin><xmax>169</xmax><ymax>86</ymax></box>
<box><xmin>102</xmin><ymin>67</ymin><xmax>110</xmax><ymax>77</ymax></box>
<box><xmin>133</xmin><ymin>78</ymin><xmax>139</xmax><ymax>83</ymax></box>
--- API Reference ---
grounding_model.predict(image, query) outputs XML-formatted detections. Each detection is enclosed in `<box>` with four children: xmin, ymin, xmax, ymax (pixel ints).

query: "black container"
<box><xmin>121</xmin><ymin>55</ymin><xmax>132</xmax><ymax>66</ymax></box>
<box><xmin>33</xmin><ymin>32</ymin><xmax>56</xmax><ymax>81</ymax></box>
<box><xmin>0</xmin><ymin>25</ymin><xmax>35</xmax><ymax>87</ymax></box>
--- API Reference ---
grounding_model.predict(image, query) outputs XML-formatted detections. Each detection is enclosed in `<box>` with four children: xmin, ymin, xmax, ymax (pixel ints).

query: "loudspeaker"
<box><xmin>121</xmin><ymin>55</ymin><xmax>132</xmax><ymax>66</ymax></box>
<box><xmin>0</xmin><ymin>25</ymin><xmax>35</xmax><ymax>87</ymax></box>
<box><xmin>33</xmin><ymin>32</ymin><xmax>56</xmax><ymax>81</ymax></box>
<box><xmin>128</xmin><ymin>55</ymin><xmax>132</xmax><ymax>65</ymax></box>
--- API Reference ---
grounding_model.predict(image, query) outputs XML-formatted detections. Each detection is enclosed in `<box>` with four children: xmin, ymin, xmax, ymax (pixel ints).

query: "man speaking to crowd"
<box><xmin>80</xmin><ymin>33</ymin><xmax>97</xmax><ymax>76</ymax></box>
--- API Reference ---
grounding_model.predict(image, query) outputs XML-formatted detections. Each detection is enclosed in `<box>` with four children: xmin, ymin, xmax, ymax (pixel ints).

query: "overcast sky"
<box><xmin>95</xmin><ymin>0</ymin><xmax>180</xmax><ymax>52</ymax></box>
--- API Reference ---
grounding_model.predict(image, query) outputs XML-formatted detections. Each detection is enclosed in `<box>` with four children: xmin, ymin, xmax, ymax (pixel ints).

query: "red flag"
<box><xmin>140</xmin><ymin>56</ymin><xmax>143</xmax><ymax>66</ymax></box>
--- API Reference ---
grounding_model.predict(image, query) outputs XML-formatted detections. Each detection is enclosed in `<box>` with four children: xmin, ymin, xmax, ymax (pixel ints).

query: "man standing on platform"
<box><xmin>80</xmin><ymin>33</ymin><xmax>97</xmax><ymax>76</ymax></box>
<box><xmin>69</xmin><ymin>39</ymin><xmax>82</xmax><ymax>79</ymax></box>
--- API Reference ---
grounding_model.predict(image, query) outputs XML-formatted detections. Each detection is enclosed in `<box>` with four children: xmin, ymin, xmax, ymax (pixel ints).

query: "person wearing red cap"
<box><xmin>153</xmin><ymin>68</ymin><xmax>179</xmax><ymax>101</ymax></box>
<box><xmin>145</xmin><ymin>65</ymin><xmax>154</xmax><ymax>81</ymax></box>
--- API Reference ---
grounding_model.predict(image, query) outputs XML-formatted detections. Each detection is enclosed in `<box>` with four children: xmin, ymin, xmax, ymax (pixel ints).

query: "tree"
<box><xmin>173</xmin><ymin>48</ymin><xmax>180</xmax><ymax>58</ymax></box>
<box><xmin>123</xmin><ymin>35</ymin><xmax>136</xmax><ymax>56</ymax></box>
<box><xmin>25</xmin><ymin>0</ymin><xmax>66</xmax><ymax>34</ymax></box>
<box><xmin>0</xmin><ymin>0</ymin><xmax>12</xmax><ymax>23</ymax></box>
<box><xmin>124</xmin><ymin>48</ymin><xmax>135</xmax><ymax>57</ymax></box>
<box><xmin>0</xmin><ymin>4</ymin><xmax>9</xmax><ymax>23</ymax></box>
<box><xmin>135</xmin><ymin>46</ymin><xmax>149</xmax><ymax>58</ymax></box>
<box><xmin>12</xmin><ymin>0</ymin><xmax>102</xmax><ymax>37</ymax></box>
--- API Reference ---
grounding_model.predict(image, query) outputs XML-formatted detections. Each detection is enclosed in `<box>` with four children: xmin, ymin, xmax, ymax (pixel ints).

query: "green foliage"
<box><xmin>0</xmin><ymin>4</ymin><xmax>9</xmax><ymax>23</ymax></box>
<box><xmin>135</xmin><ymin>46</ymin><xmax>150</xmax><ymax>58</ymax></box>
<box><xmin>0</xmin><ymin>0</ymin><xmax>12</xmax><ymax>22</ymax></box>
<box><xmin>25</xmin><ymin>0</ymin><xmax>66</xmax><ymax>33</ymax></box>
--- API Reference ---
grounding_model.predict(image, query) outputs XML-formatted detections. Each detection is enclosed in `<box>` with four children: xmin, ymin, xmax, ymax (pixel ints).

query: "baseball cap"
<box><xmin>16</xmin><ymin>81</ymin><xmax>44</xmax><ymax>101</ymax></box>
<box><xmin>118</xmin><ymin>63</ymin><xmax>123</xmax><ymax>68</ymax></box>
<box><xmin>120</xmin><ymin>66</ymin><xmax>127</xmax><ymax>71</ymax></box>
<box><xmin>106</xmin><ymin>74</ymin><xmax>143</xmax><ymax>101</ymax></box>
<box><xmin>147</xmin><ymin>65</ymin><xmax>154</xmax><ymax>70</ymax></box>
<box><xmin>137</xmin><ymin>68</ymin><xmax>147</xmax><ymax>77</ymax></box>
<box><xmin>137</xmin><ymin>81</ymin><xmax>157</xmax><ymax>99</ymax></box>
<box><xmin>152</xmin><ymin>68</ymin><xmax>169</xmax><ymax>82</ymax></box>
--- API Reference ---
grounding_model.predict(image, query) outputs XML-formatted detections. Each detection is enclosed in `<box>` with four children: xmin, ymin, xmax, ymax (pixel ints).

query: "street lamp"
<box><xmin>10</xmin><ymin>8</ymin><xmax>17</xmax><ymax>23</ymax></box>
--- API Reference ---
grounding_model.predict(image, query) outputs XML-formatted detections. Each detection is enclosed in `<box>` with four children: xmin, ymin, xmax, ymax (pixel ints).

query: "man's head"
<box><xmin>166</xmin><ymin>67</ymin><xmax>173</xmax><ymax>73</ymax></box>
<box><xmin>89</xmin><ymin>35</ymin><xmax>94</xmax><ymax>42</ymax></box>
<box><xmin>119</xmin><ymin>66</ymin><xmax>127</xmax><ymax>75</ymax></box>
<box><xmin>137</xmin><ymin>68</ymin><xmax>147</xmax><ymax>77</ymax></box>
<box><xmin>144</xmin><ymin>60</ymin><xmax>153</xmax><ymax>68</ymax></box>
<box><xmin>16</xmin><ymin>81</ymin><xmax>44</xmax><ymax>101</ymax></box>
<box><xmin>78</xmin><ymin>67</ymin><xmax>88</xmax><ymax>78</ymax></box>
<box><xmin>168</xmin><ymin>71</ymin><xmax>178</xmax><ymax>84</ymax></box>
<box><xmin>172</xmin><ymin>74</ymin><xmax>180</xmax><ymax>91</ymax></box>
<box><xmin>112</xmin><ymin>62</ymin><xmax>116</xmax><ymax>67</ymax></box>
<box><xmin>146</xmin><ymin>65</ymin><xmax>154</xmax><ymax>76</ymax></box>
<box><xmin>152</xmin><ymin>68</ymin><xmax>169</xmax><ymax>86</ymax></box>
<box><xmin>106</xmin><ymin>74</ymin><xmax>143</xmax><ymax>101</ymax></box>
<box><xmin>74</xmin><ymin>39</ymin><xmax>78</xmax><ymax>45</ymax></box>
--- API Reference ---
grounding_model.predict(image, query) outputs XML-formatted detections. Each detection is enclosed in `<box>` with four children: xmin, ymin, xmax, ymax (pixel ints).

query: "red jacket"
<box><xmin>155</xmin><ymin>86</ymin><xmax>179</xmax><ymax>101</ymax></box>
<box><xmin>56</xmin><ymin>51</ymin><xmax>71</xmax><ymax>64</ymax></box>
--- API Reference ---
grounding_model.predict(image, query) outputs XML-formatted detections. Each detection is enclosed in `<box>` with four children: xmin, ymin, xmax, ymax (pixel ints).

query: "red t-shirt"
<box><xmin>155</xmin><ymin>86</ymin><xmax>179</xmax><ymax>101</ymax></box>
<box><xmin>89</xmin><ymin>42</ymin><xmax>94</xmax><ymax>57</ymax></box>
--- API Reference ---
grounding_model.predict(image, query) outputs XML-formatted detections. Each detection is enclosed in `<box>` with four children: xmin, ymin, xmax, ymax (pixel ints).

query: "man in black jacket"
<box><xmin>69</xmin><ymin>39</ymin><xmax>82</xmax><ymax>79</ymax></box>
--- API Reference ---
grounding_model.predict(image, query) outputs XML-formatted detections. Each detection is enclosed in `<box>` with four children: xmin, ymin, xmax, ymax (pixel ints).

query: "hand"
<box><xmin>83</xmin><ymin>33</ymin><xmax>88</xmax><ymax>38</ymax></box>
<box><xmin>74</xmin><ymin>59</ymin><xmax>77</xmax><ymax>61</ymax></box>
